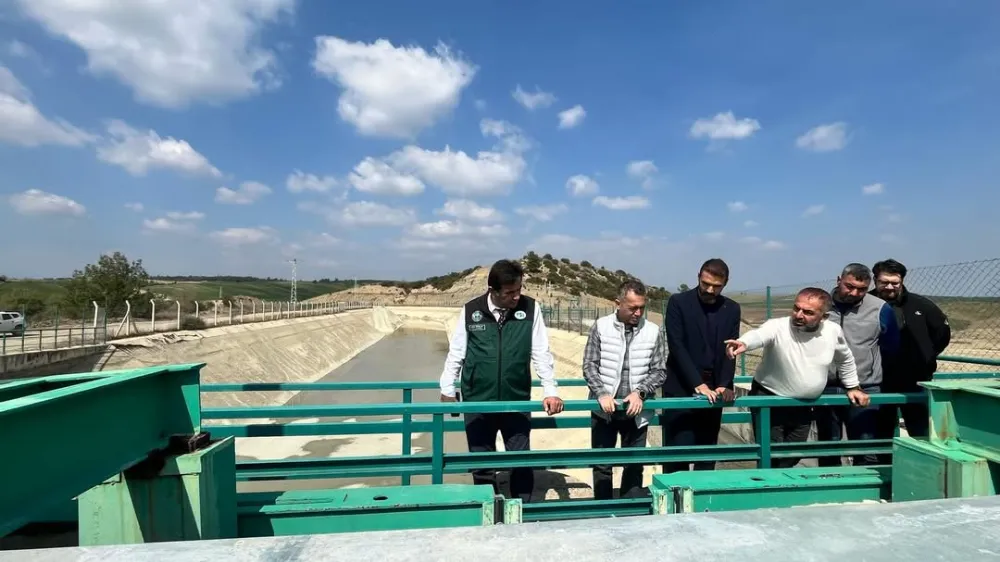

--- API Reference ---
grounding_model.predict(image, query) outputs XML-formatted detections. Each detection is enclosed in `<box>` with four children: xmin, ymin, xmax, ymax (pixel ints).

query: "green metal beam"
<box><xmin>0</xmin><ymin>363</ymin><xmax>204</xmax><ymax>537</ymax></box>
<box><xmin>206</xmin><ymin>411</ymin><xmax>754</xmax><ymax>439</ymax></box>
<box><xmin>201</xmin><ymin>393</ymin><xmax>925</xmax><ymax>421</ymax></box>
<box><xmin>199</xmin><ymin>370</ymin><xmax>1000</xmax><ymax>394</ymax></box>
<box><xmin>233</xmin><ymin>441</ymin><xmax>889</xmax><ymax>483</ymax></box>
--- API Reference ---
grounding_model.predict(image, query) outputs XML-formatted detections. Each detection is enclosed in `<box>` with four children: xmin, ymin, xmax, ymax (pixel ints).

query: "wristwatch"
<box><xmin>637</xmin><ymin>389</ymin><xmax>648</xmax><ymax>400</ymax></box>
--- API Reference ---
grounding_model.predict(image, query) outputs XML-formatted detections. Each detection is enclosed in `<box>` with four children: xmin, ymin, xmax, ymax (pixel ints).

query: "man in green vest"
<box><xmin>439</xmin><ymin>259</ymin><xmax>564</xmax><ymax>502</ymax></box>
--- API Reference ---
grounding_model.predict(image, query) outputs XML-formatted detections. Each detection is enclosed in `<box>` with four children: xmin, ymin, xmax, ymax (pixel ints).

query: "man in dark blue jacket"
<box><xmin>661</xmin><ymin>258</ymin><xmax>741</xmax><ymax>474</ymax></box>
<box><xmin>870</xmin><ymin>258</ymin><xmax>951</xmax><ymax>441</ymax></box>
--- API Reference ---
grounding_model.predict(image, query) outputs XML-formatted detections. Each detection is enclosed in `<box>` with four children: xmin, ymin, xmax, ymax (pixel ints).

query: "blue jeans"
<box><xmin>814</xmin><ymin>384</ymin><xmax>882</xmax><ymax>467</ymax></box>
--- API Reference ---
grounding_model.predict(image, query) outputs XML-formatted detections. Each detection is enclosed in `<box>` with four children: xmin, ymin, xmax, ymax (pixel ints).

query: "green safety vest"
<box><xmin>460</xmin><ymin>293</ymin><xmax>535</xmax><ymax>402</ymax></box>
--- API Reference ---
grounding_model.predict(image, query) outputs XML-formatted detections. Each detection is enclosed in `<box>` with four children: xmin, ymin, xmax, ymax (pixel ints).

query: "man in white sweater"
<box><xmin>725</xmin><ymin>287</ymin><xmax>869</xmax><ymax>468</ymax></box>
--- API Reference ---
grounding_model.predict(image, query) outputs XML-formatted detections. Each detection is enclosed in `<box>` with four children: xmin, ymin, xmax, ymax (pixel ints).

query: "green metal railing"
<box><xmin>201</xmin><ymin>368</ymin><xmax>1000</xmax><ymax>490</ymax></box>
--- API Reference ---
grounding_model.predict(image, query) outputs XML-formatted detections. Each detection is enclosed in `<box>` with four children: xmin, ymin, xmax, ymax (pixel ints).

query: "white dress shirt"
<box><xmin>439</xmin><ymin>295</ymin><xmax>558</xmax><ymax>398</ymax></box>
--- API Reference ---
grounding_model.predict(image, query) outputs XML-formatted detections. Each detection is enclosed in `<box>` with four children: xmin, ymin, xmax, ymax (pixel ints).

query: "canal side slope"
<box><xmin>96</xmin><ymin>308</ymin><xmax>403</xmax><ymax>411</ymax></box>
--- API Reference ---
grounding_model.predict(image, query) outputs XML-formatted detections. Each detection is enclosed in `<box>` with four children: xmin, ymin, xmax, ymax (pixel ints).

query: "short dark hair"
<box><xmin>840</xmin><ymin>263</ymin><xmax>872</xmax><ymax>283</ymax></box>
<box><xmin>488</xmin><ymin>259</ymin><xmax>524</xmax><ymax>290</ymax></box>
<box><xmin>699</xmin><ymin>258</ymin><xmax>729</xmax><ymax>282</ymax></box>
<box><xmin>797</xmin><ymin>287</ymin><xmax>832</xmax><ymax>312</ymax></box>
<box><xmin>873</xmin><ymin>259</ymin><xmax>907</xmax><ymax>280</ymax></box>
<box><xmin>617</xmin><ymin>278</ymin><xmax>647</xmax><ymax>300</ymax></box>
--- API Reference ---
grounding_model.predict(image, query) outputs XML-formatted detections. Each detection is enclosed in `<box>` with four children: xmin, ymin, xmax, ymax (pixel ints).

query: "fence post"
<box><xmin>54</xmin><ymin>308</ymin><xmax>60</xmax><ymax>349</ymax></box>
<box><xmin>401</xmin><ymin>389</ymin><xmax>413</xmax><ymax>486</ymax></box>
<box><xmin>755</xmin><ymin>407</ymin><xmax>772</xmax><ymax>469</ymax></box>
<box><xmin>20</xmin><ymin>305</ymin><xmax>25</xmax><ymax>353</ymax></box>
<box><xmin>175</xmin><ymin>300</ymin><xmax>181</xmax><ymax>330</ymax></box>
<box><xmin>240</xmin><ymin>301</ymin><xmax>244</xmax><ymax>323</ymax></box>
<box><xmin>765</xmin><ymin>286</ymin><xmax>772</xmax><ymax>319</ymax></box>
<box><xmin>150</xmin><ymin>300</ymin><xmax>156</xmax><ymax>333</ymax></box>
<box><xmin>228</xmin><ymin>301</ymin><xmax>233</xmax><ymax>325</ymax></box>
<box><xmin>431</xmin><ymin>413</ymin><xmax>444</xmax><ymax>485</ymax></box>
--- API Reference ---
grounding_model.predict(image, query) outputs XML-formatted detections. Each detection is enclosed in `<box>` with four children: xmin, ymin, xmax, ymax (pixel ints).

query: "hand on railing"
<box><xmin>543</xmin><ymin>396</ymin><xmax>564</xmax><ymax>416</ymax></box>
<box><xmin>846</xmin><ymin>388</ymin><xmax>871</xmax><ymax>408</ymax></box>
<box><xmin>597</xmin><ymin>395</ymin><xmax>615</xmax><ymax>414</ymax></box>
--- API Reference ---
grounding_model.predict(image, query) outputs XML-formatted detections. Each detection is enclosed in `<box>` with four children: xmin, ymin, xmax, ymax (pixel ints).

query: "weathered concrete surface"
<box><xmin>11</xmin><ymin>495</ymin><xmax>1000</xmax><ymax>561</ymax></box>
<box><xmin>97</xmin><ymin>308</ymin><xmax>403</xmax><ymax>416</ymax></box>
<box><xmin>0</xmin><ymin>345</ymin><xmax>107</xmax><ymax>380</ymax></box>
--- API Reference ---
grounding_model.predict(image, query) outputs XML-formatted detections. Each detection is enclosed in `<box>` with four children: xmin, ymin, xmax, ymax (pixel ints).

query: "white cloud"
<box><xmin>796</xmin><ymin>122</ymin><xmax>848</xmax><ymax>152</ymax></box>
<box><xmin>626</xmin><ymin>160</ymin><xmax>659</xmax><ymax>189</ymax></box>
<box><xmin>744</xmin><ymin>220</ymin><xmax>758</xmax><ymax>228</ymax></box>
<box><xmin>740</xmin><ymin>236</ymin><xmax>786</xmax><ymax>250</ymax></box>
<box><xmin>124</xmin><ymin>202</ymin><xmax>144</xmax><ymax>212</ymax></box>
<box><xmin>312</xmin><ymin>200</ymin><xmax>416</xmax><ymax>228</ymax></box>
<box><xmin>165</xmin><ymin>211</ymin><xmax>205</xmax><ymax>221</ymax></box>
<box><xmin>566</xmin><ymin>174</ymin><xmax>599</xmax><ymax>197</ymax></box>
<box><xmin>310</xmin><ymin>232</ymin><xmax>341</xmax><ymax>247</ymax></box>
<box><xmin>142</xmin><ymin>217</ymin><xmax>196</xmax><ymax>234</ymax></box>
<box><xmin>348</xmin><ymin>157</ymin><xmax>425</xmax><ymax>196</ymax></box>
<box><xmin>6</xmin><ymin>40</ymin><xmax>35</xmax><ymax>59</ymax></box>
<box><xmin>407</xmin><ymin>220</ymin><xmax>508</xmax><ymax>239</ymax></box>
<box><xmin>727</xmin><ymin>201</ymin><xmax>749</xmax><ymax>213</ymax></box>
<box><xmin>690</xmin><ymin>111</ymin><xmax>760</xmax><ymax>140</ymax></box>
<box><xmin>802</xmin><ymin>204</ymin><xmax>825</xmax><ymax>217</ymax></box>
<box><xmin>343</xmin><ymin>118</ymin><xmax>529</xmax><ymax>199</ymax></box>
<box><xmin>436</xmin><ymin>199</ymin><xmax>503</xmax><ymax>223</ymax></box>
<box><xmin>557</xmin><ymin>105</ymin><xmax>586</xmax><ymax>129</ymax></box>
<box><xmin>704</xmin><ymin>231</ymin><xmax>725</xmax><ymax>241</ymax></box>
<box><xmin>286</xmin><ymin>170</ymin><xmax>338</xmax><ymax>194</ymax></box>
<box><xmin>209</xmin><ymin>226</ymin><xmax>279</xmax><ymax>247</ymax></box>
<box><xmin>97</xmin><ymin>119</ymin><xmax>222</xmax><ymax>177</ymax></box>
<box><xmin>385</xmin><ymin>146</ymin><xmax>523</xmax><ymax>198</ymax></box>
<box><xmin>15</xmin><ymin>0</ymin><xmax>293</xmax><ymax>109</ymax></box>
<box><xmin>862</xmin><ymin>182</ymin><xmax>884</xmax><ymax>195</ymax></box>
<box><xmin>515</xmin><ymin>204</ymin><xmax>568</xmax><ymax>222</ymax></box>
<box><xmin>593</xmin><ymin>195</ymin><xmax>650</xmax><ymax>211</ymax></box>
<box><xmin>0</xmin><ymin>64</ymin><xmax>94</xmax><ymax>147</ymax></box>
<box><xmin>8</xmin><ymin>189</ymin><xmax>85</xmax><ymax>216</ymax></box>
<box><xmin>313</xmin><ymin>36</ymin><xmax>476</xmax><ymax>138</ymax></box>
<box><xmin>215</xmin><ymin>181</ymin><xmax>272</xmax><ymax>205</ymax></box>
<box><xmin>512</xmin><ymin>85</ymin><xmax>556</xmax><ymax>110</ymax></box>
<box><xmin>479</xmin><ymin>118</ymin><xmax>532</xmax><ymax>153</ymax></box>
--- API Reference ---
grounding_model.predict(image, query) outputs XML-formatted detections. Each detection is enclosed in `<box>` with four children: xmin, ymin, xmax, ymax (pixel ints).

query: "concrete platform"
<box><xmin>8</xmin><ymin>495</ymin><xmax>1000</xmax><ymax>561</ymax></box>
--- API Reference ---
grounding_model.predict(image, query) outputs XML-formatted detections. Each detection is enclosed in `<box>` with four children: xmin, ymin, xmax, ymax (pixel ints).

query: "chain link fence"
<box><xmin>730</xmin><ymin>258</ymin><xmax>1000</xmax><ymax>373</ymax></box>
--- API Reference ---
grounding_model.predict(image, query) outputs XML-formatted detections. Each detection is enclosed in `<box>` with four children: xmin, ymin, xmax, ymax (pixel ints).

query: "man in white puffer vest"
<box><xmin>583</xmin><ymin>279</ymin><xmax>668</xmax><ymax>500</ymax></box>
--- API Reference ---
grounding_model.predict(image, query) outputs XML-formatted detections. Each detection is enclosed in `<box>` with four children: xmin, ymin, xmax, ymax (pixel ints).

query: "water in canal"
<box><xmin>237</xmin><ymin>327</ymin><xmax>474</xmax><ymax>492</ymax></box>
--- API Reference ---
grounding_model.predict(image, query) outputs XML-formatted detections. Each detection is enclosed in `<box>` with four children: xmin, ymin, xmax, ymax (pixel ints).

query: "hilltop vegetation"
<box><xmin>521</xmin><ymin>251</ymin><xmax>671</xmax><ymax>302</ymax></box>
<box><xmin>0</xmin><ymin>251</ymin><xmax>668</xmax><ymax>321</ymax></box>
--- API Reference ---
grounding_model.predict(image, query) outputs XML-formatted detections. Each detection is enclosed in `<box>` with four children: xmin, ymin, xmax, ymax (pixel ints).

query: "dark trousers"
<box><xmin>590</xmin><ymin>412</ymin><xmax>649</xmax><ymax>500</ymax></box>
<box><xmin>660</xmin><ymin>407</ymin><xmax>723</xmax><ymax>474</ymax></box>
<box><xmin>814</xmin><ymin>384</ymin><xmax>882</xmax><ymax>467</ymax></box>
<box><xmin>463</xmin><ymin>412</ymin><xmax>533</xmax><ymax>502</ymax></box>
<box><xmin>874</xmin><ymin>382</ymin><xmax>930</xmax><ymax>463</ymax></box>
<box><xmin>749</xmin><ymin>381</ymin><xmax>813</xmax><ymax>469</ymax></box>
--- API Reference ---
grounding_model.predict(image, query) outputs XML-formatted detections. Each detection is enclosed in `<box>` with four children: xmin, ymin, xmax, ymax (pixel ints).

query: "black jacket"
<box><xmin>662</xmin><ymin>289</ymin><xmax>741</xmax><ymax>397</ymax></box>
<box><xmin>872</xmin><ymin>287</ymin><xmax>951</xmax><ymax>386</ymax></box>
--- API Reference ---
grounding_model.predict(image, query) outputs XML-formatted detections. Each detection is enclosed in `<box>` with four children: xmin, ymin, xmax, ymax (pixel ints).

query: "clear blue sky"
<box><xmin>0</xmin><ymin>1</ymin><xmax>998</xmax><ymax>290</ymax></box>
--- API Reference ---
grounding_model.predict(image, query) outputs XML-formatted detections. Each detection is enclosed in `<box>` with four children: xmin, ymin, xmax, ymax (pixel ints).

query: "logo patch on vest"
<box><xmin>514</xmin><ymin>310</ymin><xmax>527</xmax><ymax>320</ymax></box>
<box><xmin>467</xmin><ymin>323</ymin><xmax>487</xmax><ymax>332</ymax></box>
<box><xmin>471</xmin><ymin>310</ymin><xmax>483</xmax><ymax>322</ymax></box>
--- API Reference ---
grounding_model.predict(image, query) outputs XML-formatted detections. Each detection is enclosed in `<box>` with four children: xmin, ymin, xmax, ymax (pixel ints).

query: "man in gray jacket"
<box><xmin>583</xmin><ymin>279</ymin><xmax>667</xmax><ymax>499</ymax></box>
<box><xmin>815</xmin><ymin>263</ymin><xmax>900</xmax><ymax>467</ymax></box>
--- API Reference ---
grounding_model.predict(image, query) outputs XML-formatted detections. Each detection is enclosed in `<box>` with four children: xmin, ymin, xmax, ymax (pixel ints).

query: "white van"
<box><xmin>0</xmin><ymin>311</ymin><xmax>26</xmax><ymax>335</ymax></box>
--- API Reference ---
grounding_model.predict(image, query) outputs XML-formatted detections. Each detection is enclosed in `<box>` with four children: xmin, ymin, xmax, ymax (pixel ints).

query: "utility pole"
<box><xmin>288</xmin><ymin>258</ymin><xmax>298</xmax><ymax>304</ymax></box>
